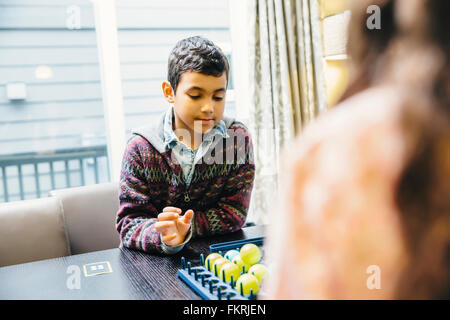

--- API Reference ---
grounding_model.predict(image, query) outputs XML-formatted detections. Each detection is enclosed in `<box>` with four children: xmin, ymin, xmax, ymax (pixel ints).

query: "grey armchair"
<box><xmin>0</xmin><ymin>197</ymin><xmax>70</xmax><ymax>267</ymax></box>
<box><xmin>49</xmin><ymin>182</ymin><xmax>121</xmax><ymax>255</ymax></box>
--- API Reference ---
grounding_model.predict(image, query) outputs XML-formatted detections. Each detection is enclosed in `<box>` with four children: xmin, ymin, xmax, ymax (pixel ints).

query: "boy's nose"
<box><xmin>201</xmin><ymin>102</ymin><xmax>214</xmax><ymax>114</ymax></box>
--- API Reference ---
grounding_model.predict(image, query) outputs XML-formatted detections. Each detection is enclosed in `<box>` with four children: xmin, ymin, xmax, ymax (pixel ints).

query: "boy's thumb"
<box><xmin>184</xmin><ymin>209</ymin><xmax>194</xmax><ymax>224</ymax></box>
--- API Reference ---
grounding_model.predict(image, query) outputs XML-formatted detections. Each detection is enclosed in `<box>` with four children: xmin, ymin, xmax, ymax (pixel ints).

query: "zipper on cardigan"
<box><xmin>184</xmin><ymin>191</ymin><xmax>190</xmax><ymax>202</ymax></box>
<box><xmin>184</xmin><ymin>173</ymin><xmax>193</xmax><ymax>202</ymax></box>
<box><xmin>184</xmin><ymin>182</ymin><xmax>192</xmax><ymax>202</ymax></box>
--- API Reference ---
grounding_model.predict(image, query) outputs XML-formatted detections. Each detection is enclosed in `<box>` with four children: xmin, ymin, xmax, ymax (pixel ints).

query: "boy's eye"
<box><xmin>188</xmin><ymin>94</ymin><xmax>224</xmax><ymax>101</ymax></box>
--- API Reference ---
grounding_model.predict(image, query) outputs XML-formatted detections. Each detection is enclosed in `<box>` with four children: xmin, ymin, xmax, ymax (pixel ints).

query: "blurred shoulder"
<box><xmin>288</xmin><ymin>85</ymin><xmax>405</xmax><ymax>161</ymax></box>
<box><xmin>279</xmin><ymin>85</ymin><xmax>408</xmax><ymax>195</ymax></box>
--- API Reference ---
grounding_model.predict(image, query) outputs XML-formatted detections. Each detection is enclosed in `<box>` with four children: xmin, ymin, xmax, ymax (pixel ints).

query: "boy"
<box><xmin>116</xmin><ymin>36</ymin><xmax>255</xmax><ymax>254</ymax></box>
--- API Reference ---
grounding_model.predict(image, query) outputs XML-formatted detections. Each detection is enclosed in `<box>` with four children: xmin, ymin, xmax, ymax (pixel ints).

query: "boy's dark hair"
<box><xmin>167</xmin><ymin>36</ymin><xmax>229</xmax><ymax>94</ymax></box>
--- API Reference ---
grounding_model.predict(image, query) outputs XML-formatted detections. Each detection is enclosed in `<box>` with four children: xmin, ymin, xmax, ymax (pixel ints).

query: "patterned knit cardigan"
<box><xmin>116</xmin><ymin>122</ymin><xmax>255</xmax><ymax>254</ymax></box>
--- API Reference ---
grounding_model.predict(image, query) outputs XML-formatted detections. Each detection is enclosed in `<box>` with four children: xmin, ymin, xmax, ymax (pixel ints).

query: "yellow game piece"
<box><xmin>220</xmin><ymin>262</ymin><xmax>241</xmax><ymax>283</ymax></box>
<box><xmin>236</xmin><ymin>273</ymin><xmax>259</xmax><ymax>295</ymax></box>
<box><xmin>204</xmin><ymin>253</ymin><xmax>222</xmax><ymax>271</ymax></box>
<box><xmin>240</xmin><ymin>243</ymin><xmax>261</xmax><ymax>266</ymax></box>
<box><xmin>248</xmin><ymin>264</ymin><xmax>269</xmax><ymax>284</ymax></box>
<box><xmin>231</xmin><ymin>254</ymin><xmax>251</xmax><ymax>274</ymax></box>
<box><xmin>212</xmin><ymin>257</ymin><xmax>229</xmax><ymax>277</ymax></box>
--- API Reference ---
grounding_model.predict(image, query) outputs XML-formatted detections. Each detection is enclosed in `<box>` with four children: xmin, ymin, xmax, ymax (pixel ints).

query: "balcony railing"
<box><xmin>0</xmin><ymin>145</ymin><xmax>110</xmax><ymax>203</ymax></box>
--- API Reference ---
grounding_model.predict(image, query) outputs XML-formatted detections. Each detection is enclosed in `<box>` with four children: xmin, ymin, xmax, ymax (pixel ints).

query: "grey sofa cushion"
<box><xmin>49</xmin><ymin>182</ymin><xmax>120</xmax><ymax>255</ymax></box>
<box><xmin>0</xmin><ymin>197</ymin><xmax>71</xmax><ymax>267</ymax></box>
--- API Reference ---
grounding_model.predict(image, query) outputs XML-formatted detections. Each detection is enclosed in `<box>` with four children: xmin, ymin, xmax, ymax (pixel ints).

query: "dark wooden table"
<box><xmin>0</xmin><ymin>226</ymin><xmax>264</xmax><ymax>300</ymax></box>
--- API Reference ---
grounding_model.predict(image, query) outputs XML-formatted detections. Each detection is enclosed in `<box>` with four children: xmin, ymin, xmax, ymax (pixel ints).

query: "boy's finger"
<box><xmin>182</xmin><ymin>209</ymin><xmax>194</xmax><ymax>224</ymax></box>
<box><xmin>158</xmin><ymin>212</ymin><xmax>179</xmax><ymax>221</ymax></box>
<box><xmin>162</xmin><ymin>233</ymin><xmax>177</xmax><ymax>243</ymax></box>
<box><xmin>163</xmin><ymin>207</ymin><xmax>182</xmax><ymax>213</ymax></box>
<box><xmin>154</xmin><ymin>220</ymin><xmax>175</xmax><ymax>232</ymax></box>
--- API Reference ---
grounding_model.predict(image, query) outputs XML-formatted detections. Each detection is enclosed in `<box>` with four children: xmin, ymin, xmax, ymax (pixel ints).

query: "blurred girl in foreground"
<box><xmin>264</xmin><ymin>0</ymin><xmax>450</xmax><ymax>299</ymax></box>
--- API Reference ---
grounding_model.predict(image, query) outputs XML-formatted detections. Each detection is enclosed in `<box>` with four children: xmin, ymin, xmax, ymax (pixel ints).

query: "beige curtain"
<box><xmin>246</xmin><ymin>0</ymin><xmax>327</xmax><ymax>225</ymax></box>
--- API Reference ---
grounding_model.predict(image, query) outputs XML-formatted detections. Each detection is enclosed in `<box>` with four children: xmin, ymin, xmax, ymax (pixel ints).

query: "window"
<box><xmin>0</xmin><ymin>0</ymin><xmax>235</xmax><ymax>203</ymax></box>
<box><xmin>0</xmin><ymin>0</ymin><xmax>109</xmax><ymax>202</ymax></box>
<box><xmin>115</xmin><ymin>0</ymin><xmax>235</xmax><ymax>138</ymax></box>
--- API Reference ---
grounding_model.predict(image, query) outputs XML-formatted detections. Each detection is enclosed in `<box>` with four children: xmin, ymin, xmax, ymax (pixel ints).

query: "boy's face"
<box><xmin>163</xmin><ymin>71</ymin><xmax>227</xmax><ymax>135</ymax></box>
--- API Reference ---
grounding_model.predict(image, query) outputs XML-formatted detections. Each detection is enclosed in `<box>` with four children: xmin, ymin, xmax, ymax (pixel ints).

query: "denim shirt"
<box><xmin>163</xmin><ymin>106</ymin><xmax>229</xmax><ymax>187</ymax></box>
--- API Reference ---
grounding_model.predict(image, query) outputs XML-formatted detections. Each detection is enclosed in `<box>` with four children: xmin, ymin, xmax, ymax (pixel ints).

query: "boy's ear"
<box><xmin>162</xmin><ymin>81</ymin><xmax>175</xmax><ymax>103</ymax></box>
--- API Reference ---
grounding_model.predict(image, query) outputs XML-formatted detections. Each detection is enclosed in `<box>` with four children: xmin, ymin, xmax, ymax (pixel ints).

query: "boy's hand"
<box><xmin>154</xmin><ymin>207</ymin><xmax>194</xmax><ymax>246</ymax></box>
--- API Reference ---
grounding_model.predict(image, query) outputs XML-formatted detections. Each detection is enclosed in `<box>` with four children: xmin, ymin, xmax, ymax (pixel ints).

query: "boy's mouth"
<box><xmin>196</xmin><ymin>119</ymin><xmax>215</xmax><ymax>125</ymax></box>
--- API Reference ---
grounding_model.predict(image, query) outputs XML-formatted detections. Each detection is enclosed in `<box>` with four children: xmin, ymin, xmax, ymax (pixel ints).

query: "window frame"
<box><xmin>92</xmin><ymin>0</ymin><xmax>126</xmax><ymax>182</ymax></box>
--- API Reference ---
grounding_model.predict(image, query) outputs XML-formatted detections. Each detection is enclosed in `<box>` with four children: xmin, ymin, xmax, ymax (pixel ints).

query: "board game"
<box><xmin>177</xmin><ymin>237</ymin><xmax>267</xmax><ymax>300</ymax></box>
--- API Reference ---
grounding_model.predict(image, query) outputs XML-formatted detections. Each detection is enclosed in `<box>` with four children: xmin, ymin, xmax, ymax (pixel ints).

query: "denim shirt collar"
<box><xmin>163</xmin><ymin>106</ymin><xmax>228</xmax><ymax>150</ymax></box>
